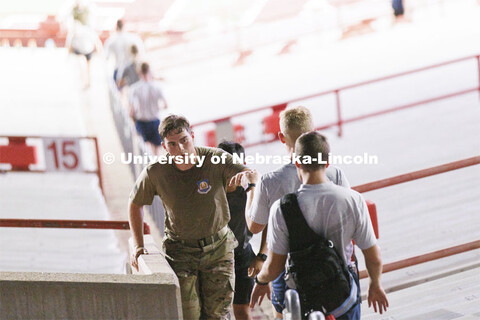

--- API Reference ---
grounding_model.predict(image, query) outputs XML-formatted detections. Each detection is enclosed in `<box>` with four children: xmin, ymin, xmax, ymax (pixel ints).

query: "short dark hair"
<box><xmin>295</xmin><ymin>131</ymin><xmax>330</xmax><ymax>171</ymax></box>
<box><xmin>131</xmin><ymin>44</ymin><xmax>138</xmax><ymax>55</ymax></box>
<box><xmin>116</xmin><ymin>19</ymin><xmax>123</xmax><ymax>30</ymax></box>
<box><xmin>140</xmin><ymin>62</ymin><xmax>149</xmax><ymax>76</ymax></box>
<box><xmin>217</xmin><ymin>141</ymin><xmax>245</xmax><ymax>157</ymax></box>
<box><xmin>158</xmin><ymin>115</ymin><xmax>192</xmax><ymax>139</ymax></box>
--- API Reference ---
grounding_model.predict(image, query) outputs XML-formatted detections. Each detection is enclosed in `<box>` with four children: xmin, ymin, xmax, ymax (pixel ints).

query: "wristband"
<box><xmin>135</xmin><ymin>246</ymin><xmax>147</xmax><ymax>254</ymax></box>
<box><xmin>246</xmin><ymin>183</ymin><xmax>256</xmax><ymax>192</ymax></box>
<box><xmin>256</xmin><ymin>253</ymin><xmax>267</xmax><ymax>261</ymax></box>
<box><xmin>254</xmin><ymin>275</ymin><xmax>269</xmax><ymax>286</ymax></box>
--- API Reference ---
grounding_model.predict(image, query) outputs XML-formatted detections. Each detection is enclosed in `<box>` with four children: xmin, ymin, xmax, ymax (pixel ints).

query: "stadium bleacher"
<box><xmin>1</xmin><ymin>0</ymin><xmax>479</xmax><ymax>318</ymax></box>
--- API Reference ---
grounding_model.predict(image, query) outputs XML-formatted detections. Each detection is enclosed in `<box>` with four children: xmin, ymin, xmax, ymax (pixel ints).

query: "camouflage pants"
<box><xmin>163</xmin><ymin>229</ymin><xmax>237</xmax><ymax>320</ymax></box>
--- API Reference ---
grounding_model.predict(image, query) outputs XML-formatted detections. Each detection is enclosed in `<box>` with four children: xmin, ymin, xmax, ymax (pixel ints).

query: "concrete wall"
<box><xmin>0</xmin><ymin>236</ymin><xmax>182</xmax><ymax>320</ymax></box>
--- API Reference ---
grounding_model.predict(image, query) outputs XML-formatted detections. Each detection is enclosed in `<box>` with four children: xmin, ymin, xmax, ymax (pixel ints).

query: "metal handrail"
<box><xmin>352</xmin><ymin>156</ymin><xmax>480</xmax><ymax>193</ymax></box>
<box><xmin>309</xmin><ymin>311</ymin><xmax>326</xmax><ymax>320</ymax></box>
<box><xmin>284</xmin><ymin>289</ymin><xmax>303</xmax><ymax>320</ymax></box>
<box><xmin>194</xmin><ymin>54</ymin><xmax>480</xmax><ymax>127</ymax></box>
<box><xmin>191</xmin><ymin>54</ymin><xmax>480</xmax><ymax>147</ymax></box>
<box><xmin>359</xmin><ymin>240</ymin><xmax>480</xmax><ymax>279</ymax></box>
<box><xmin>350</xmin><ymin>157</ymin><xmax>480</xmax><ymax>277</ymax></box>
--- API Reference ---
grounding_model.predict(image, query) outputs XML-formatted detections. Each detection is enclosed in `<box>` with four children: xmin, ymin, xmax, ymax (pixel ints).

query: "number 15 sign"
<box><xmin>43</xmin><ymin>138</ymin><xmax>83</xmax><ymax>172</ymax></box>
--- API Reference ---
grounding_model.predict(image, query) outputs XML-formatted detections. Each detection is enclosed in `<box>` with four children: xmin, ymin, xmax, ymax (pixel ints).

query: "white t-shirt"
<box><xmin>104</xmin><ymin>31</ymin><xmax>144</xmax><ymax>68</ymax></box>
<box><xmin>129</xmin><ymin>80</ymin><xmax>165</xmax><ymax>121</ymax></box>
<box><xmin>267</xmin><ymin>182</ymin><xmax>377</xmax><ymax>266</ymax></box>
<box><xmin>248</xmin><ymin>163</ymin><xmax>350</xmax><ymax>225</ymax></box>
<box><xmin>69</xmin><ymin>22</ymin><xmax>97</xmax><ymax>54</ymax></box>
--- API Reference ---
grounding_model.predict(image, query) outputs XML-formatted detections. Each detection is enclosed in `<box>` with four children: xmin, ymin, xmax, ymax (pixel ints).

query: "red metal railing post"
<box><xmin>335</xmin><ymin>90</ymin><xmax>343</xmax><ymax>137</ymax></box>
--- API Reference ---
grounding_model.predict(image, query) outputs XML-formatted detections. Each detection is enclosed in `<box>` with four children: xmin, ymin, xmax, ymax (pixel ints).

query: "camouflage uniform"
<box><xmin>163</xmin><ymin>228</ymin><xmax>237</xmax><ymax>319</ymax></box>
<box><xmin>130</xmin><ymin>147</ymin><xmax>245</xmax><ymax>319</ymax></box>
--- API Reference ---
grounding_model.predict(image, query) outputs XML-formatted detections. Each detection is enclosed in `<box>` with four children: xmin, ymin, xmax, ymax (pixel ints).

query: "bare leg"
<box><xmin>233</xmin><ymin>304</ymin><xmax>252</xmax><ymax>320</ymax></box>
<box><xmin>85</xmin><ymin>58</ymin><xmax>91</xmax><ymax>88</ymax></box>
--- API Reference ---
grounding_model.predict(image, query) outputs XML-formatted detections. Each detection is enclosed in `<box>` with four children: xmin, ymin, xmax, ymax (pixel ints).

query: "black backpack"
<box><xmin>280</xmin><ymin>193</ymin><xmax>354</xmax><ymax>318</ymax></box>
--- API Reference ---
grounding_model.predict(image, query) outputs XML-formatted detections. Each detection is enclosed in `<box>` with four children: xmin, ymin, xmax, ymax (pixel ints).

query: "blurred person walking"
<box><xmin>246</xmin><ymin>106</ymin><xmax>350</xmax><ymax>319</ymax></box>
<box><xmin>250</xmin><ymin>132</ymin><xmax>389</xmax><ymax>320</ymax></box>
<box><xmin>104</xmin><ymin>19</ymin><xmax>144</xmax><ymax>84</ymax></box>
<box><xmin>66</xmin><ymin>20</ymin><xmax>102</xmax><ymax>89</ymax></box>
<box><xmin>117</xmin><ymin>44</ymin><xmax>140</xmax><ymax>89</ymax></box>
<box><xmin>392</xmin><ymin>0</ymin><xmax>405</xmax><ymax>21</ymax></box>
<box><xmin>129</xmin><ymin>62</ymin><xmax>168</xmax><ymax>155</ymax></box>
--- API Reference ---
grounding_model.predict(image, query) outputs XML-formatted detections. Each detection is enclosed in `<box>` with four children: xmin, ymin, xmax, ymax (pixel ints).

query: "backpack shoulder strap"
<box><xmin>280</xmin><ymin>193</ymin><xmax>320</xmax><ymax>252</ymax></box>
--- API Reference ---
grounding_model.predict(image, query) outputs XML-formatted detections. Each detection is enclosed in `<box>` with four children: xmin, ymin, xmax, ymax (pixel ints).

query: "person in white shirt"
<box><xmin>245</xmin><ymin>106</ymin><xmax>350</xmax><ymax>318</ymax></box>
<box><xmin>104</xmin><ymin>19</ymin><xmax>144</xmax><ymax>84</ymax></box>
<box><xmin>129</xmin><ymin>62</ymin><xmax>168</xmax><ymax>155</ymax></box>
<box><xmin>66</xmin><ymin>20</ymin><xmax>102</xmax><ymax>89</ymax></box>
<box><xmin>250</xmin><ymin>131</ymin><xmax>389</xmax><ymax>319</ymax></box>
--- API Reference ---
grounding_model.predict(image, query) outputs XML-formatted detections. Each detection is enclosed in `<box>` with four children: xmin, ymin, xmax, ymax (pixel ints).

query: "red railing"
<box><xmin>193</xmin><ymin>54</ymin><xmax>480</xmax><ymax>148</ymax></box>
<box><xmin>353</xmin><ymin>156</ymin><xmax>480</xmax><ymax>193</ymax></box>
<box><xmin>0</xmin><ymin>157</ymin><xmax>478</xmax><ymax>278</ymax></box>
<box><xmin>0</xmin><ymin>219</ymin><xmax>150</xmax><ymax>234</ymax></box>
<box><xmin>351</xmin><ymin>156</ymin><xmax>480</xmax><ymax>278</ymax></box>
<box><xmin>359</xmin><ymin>240</ymin><xmax>480</xmax><ymax>279</ymax></box>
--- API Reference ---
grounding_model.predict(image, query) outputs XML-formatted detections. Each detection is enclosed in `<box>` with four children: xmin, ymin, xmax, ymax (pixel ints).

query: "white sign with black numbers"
<box><xmin>43</xmin><ymin>138</ymin><xmax>83</xmax><ymax>172</ymax></box>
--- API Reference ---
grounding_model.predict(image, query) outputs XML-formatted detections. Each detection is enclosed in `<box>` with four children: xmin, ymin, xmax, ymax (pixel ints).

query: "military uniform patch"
<box><xmin>197</xmin><ymin>179</ymin><xmax>211</xmax><ymax>194</ymax></box>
